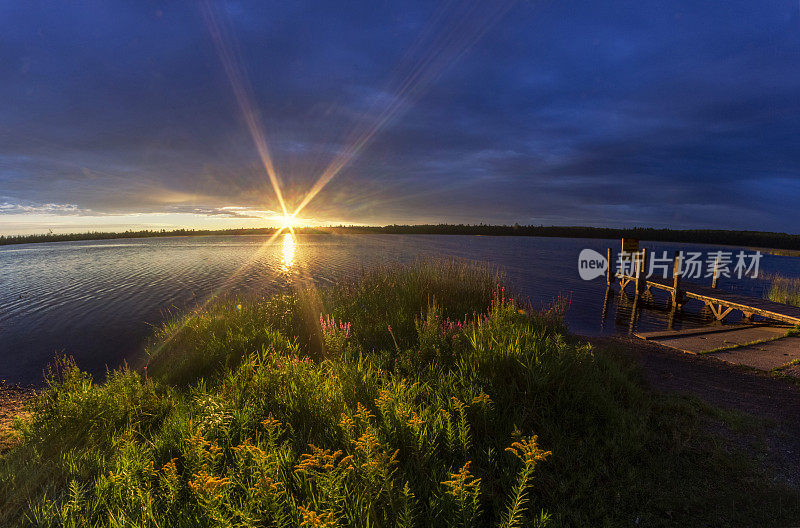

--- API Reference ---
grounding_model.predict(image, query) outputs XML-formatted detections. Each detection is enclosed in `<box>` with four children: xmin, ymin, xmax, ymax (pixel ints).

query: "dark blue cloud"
<box><xmin>1</xmin><ymin>0</ymin><xmax>799</xmax><ymax>231</ymax></box>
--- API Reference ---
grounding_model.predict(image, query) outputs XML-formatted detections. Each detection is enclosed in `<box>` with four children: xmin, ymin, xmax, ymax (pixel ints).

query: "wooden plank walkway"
<box><xmin>616</xmin><ymin>273</ymin><xmax>800</xmax><ymax>326</ymax></box>
<box><xmin>604</xmin><ymin>243</ymin><xmax>800</xmax><ymax>327</ymax></box>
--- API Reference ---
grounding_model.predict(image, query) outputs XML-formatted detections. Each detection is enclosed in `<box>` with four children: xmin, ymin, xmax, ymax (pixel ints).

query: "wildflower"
<box><xmin>231</xmin><ymin>438</ymin><xmax>266</xmax><ymax>460</ymax></box>
<box><xmin>162</xmin><ymin>458</ymin><xmax>179</xmax><ymax>478</ymax></box>
<box><xmin>354</xmin><ymin>432</ymin><xmax>380</xmax><ymax>456</ymax></box>
<box><xmin>354</xmin><ymin>402</ymin><xmax>375</xmax><ymax>423</ymax></box>
<box><xmin>450</xmin><ymin>396</ymin><xmax>466</xmax><ymax>413</ymax></box>
<box><xmin>387</xmin><ymin>325</ymin><xmax>400</xmax><ymax>352</ymax></box>
<box><xmin>159</xmin><ymin>458</ymin><xmax>181</xmax><ymax>504</ymax></box>
<box><xmin>471</xmin><ymin>389</ymin><xmax>492</xmax><ymax>406</ymax></box>
<box><xmin>320</xmin><ymin>313</ymin><xmax>352</xmax><ymax>338</ymax></box>
<box><xmin>505</xmin><ymin>435</ymin><xmax>551</xmax><ymax>465</ymax></box>
<box><xmin>188</xmin><ymin>469</ymin><xmax>230</xmax><ymax>499</ymax></box>
<box><xmin>297</xmin><ymin>505</ymin><xmax>338</xmax><ymax>527</ymax></box>
<box><xmin>407</xmin><ymin>411</ymin><xmax>425</xmax><ymax>429</ymax></box>
<box><xmin>261</xmin><ymin>413</ymin><xmax>282</xmax><ymax>431</ymax></box>
<box><xmin>255</xmin><ymin>474</ymin><xmax>281</xmax><ymax>493</ymax></box>
<box><xmin>295</xmin><ymin>445</ymin><xmax>345</xmax><ymax>474</ymax></box>
<box><xmin>441</xmin><ymin>461</ymin><xmax>481</xmax><ymax>499</ymax></box>
<box><xmin>375</xmin><ymin>389</ymin><xmax>393</xmax><ymax>410</ymax></box>
<box><xmin>186</xmin><ymin>430</ymin><xmax>223</xmax><ymax>464</ymax></box>
<box><xmin>339</xmin><ymin>413</ymin><xmax>355</xmax><ymax>433</ymax></box>
<box><xmin>499</xmin><ymin>436</ymin><xmax>551</xmax><ymax>526</ymax></box>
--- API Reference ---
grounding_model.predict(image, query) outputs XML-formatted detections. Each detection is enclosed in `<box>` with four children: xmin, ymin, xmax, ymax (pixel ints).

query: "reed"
<box><xmin>765</xmin><ymin>274</ymin><xmax>800</xmax><ymax>307</ymax></box>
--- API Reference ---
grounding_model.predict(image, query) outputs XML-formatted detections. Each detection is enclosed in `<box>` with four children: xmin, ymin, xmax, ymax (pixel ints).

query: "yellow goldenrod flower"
<box><xmin>261</xmin><ymin>413</ymin><xmax>282</xmax><ymax>431</ymax></box>
<box><xmin>297</xmin><ymin>505</ymin><xmax>338</xmax><ymax>527</ymax></box>
<box><xmin>442</xmin><ymin>461</ymin><xmax>481</xmax><ymax>495</ymax></box>
<box><xmin>504</xmin><ymin>435</ymin><xmax>551</xmax><ymax>465</ymax></box>
<box><xmin>188</xmin><ymin>469</ymin><xmax>230</xmax><ymax>499</ymax></box>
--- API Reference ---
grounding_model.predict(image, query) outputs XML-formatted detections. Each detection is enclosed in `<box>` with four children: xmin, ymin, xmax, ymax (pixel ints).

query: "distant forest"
<box><xmin>3</xmin><ymin>225</ymin><xmax>800</xmax><ymax>250</ymax></box>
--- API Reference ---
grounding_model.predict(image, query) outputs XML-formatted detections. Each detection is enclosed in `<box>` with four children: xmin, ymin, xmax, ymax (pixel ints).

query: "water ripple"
<box><xmin>1</xmin><ymin>235</ymin><xmax>797</xmax><ymax>384</ymax></box>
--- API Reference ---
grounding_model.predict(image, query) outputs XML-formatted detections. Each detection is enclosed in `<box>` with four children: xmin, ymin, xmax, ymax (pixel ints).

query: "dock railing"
<box><xmin>610</xmin><ymin>239</ymin><xmax>800</xmax><ymax>326</ymax></box>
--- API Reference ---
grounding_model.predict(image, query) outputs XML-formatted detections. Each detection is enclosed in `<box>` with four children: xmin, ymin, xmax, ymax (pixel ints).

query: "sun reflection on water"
<box><xmin>281</xmin><ymin>232</ymin><xmax>296</xmax><ymax>270</ymax></box>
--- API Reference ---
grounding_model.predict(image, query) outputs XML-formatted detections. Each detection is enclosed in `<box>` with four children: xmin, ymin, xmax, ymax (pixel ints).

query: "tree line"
<box><xmin>2</xmin><ymin>224</ymin><xmax>800</xmax><ymax>250</ymax></box>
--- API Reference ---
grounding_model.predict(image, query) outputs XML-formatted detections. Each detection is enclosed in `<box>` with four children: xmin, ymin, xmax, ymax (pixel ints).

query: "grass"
<box><xmin>765</xmin><ymin>274</ymin><xmax>800</xmax><ymax>307</ymax></box>
<box><xmin>1</xmin><ymin>260</ymin><xmax>798</xmax><ymax>527</ymax></box>
<box><xmin>701</xmin><ymin>334</ymin><xmax>787</xmax><ymax>354</ymax></box>
<box><xmin>702</xmin><ymin>325</ymin><xmax>800</xmax><ymax>354</ymax></box>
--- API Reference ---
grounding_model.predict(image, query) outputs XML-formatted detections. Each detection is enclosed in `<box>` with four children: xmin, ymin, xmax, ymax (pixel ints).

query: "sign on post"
<box><xmin>620</xmin><ymin>238</ymin><xmax>639</xmax><ymax>259</ymax></box>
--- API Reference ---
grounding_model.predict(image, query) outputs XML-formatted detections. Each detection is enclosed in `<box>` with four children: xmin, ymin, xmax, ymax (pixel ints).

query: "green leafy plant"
<box><xmin>0</xmin><ymin>261</ymin><xmax>797</xmax><ymax>527</ymax></box>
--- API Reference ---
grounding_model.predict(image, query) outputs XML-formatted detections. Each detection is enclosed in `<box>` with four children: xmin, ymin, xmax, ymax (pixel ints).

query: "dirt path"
<box><xmin>591</xmin><ymin>336</ymin><xmax>800</xmax><ymax>487</ymax></box>
<box><xmin>0</xmin><ymin>383</ymin><xmax>35</xmax><ymax>452</ymax></box>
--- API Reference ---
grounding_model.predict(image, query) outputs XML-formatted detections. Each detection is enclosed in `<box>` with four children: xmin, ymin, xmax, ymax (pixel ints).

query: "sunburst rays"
<box><xmin>201</xmin><ymin>0</ymin><xmax>515</xmax><ymax>227</ymax></box>
<box><xmin>200</xmin><ymin>0</ymin><xmax>289</xmax><ymax>218</ymax></box>
<box><xmin>172</xmin><ymin>0</ymin><xmax>516</xmax><ymax>320</ymax></box>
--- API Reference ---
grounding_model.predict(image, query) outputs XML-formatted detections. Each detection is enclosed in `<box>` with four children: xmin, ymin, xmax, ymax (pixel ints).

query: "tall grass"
<box><xmin>0</xmin><ymin>260</ymin><xmax>797</xmax><ymax>527</ymax></box>
<box><xmin>765</xmin><ymin>274</ymin><xmax>800</xmax><ymax>307</ymax></box>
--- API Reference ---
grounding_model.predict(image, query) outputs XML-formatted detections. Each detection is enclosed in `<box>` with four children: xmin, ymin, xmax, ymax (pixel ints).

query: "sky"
<box><xmin>1</xmin><ymin>0</ymin><xmax>799</xmax><ymax>235</ymax></box>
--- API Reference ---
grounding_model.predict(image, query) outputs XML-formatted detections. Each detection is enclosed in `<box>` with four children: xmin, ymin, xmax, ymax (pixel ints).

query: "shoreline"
<box><xmin>0</xmin><ymin>382</ymin><xmax>36</xmax><ymax>452</ymax></box>
<box><xmin>3</xmin><ymin>225</ymin><xmax>800</xmax><ymax>252</ymax></box>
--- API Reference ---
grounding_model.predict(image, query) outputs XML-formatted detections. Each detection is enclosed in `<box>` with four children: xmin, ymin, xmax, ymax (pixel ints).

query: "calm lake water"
<box><xmin>2</xmin><ymin>234</ymin><xmax>799</xmax><ymax>384</ymax></box>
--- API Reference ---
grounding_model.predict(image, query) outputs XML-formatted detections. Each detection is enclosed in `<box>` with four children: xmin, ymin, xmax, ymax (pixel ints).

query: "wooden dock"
<box><xmin>608</xmin><ymin>244</ymin><xmax>800</xmax><ymax>327</ymax></box>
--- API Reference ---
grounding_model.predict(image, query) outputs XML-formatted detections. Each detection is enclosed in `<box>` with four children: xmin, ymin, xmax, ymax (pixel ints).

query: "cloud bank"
<box><xmin>1</xmin><ymin>0</ymin><xmax>799</xmax><ymax>233</ymax></box>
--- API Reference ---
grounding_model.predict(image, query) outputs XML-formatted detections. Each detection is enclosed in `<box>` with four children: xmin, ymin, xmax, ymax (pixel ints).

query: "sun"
<box><xmin>275</xmin><ymin>214</ymin><xmax>301</xmax><ymax>230</ymax></box>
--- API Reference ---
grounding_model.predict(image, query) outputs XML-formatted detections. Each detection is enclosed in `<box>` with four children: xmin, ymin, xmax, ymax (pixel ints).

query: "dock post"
<box><xmin>667</xmin><ymin>303</ymin><xmax>677</xmax><ymax>330</ymax></box>
<box><xmin>711</xmin><ymin>256</ymin><xmax>720</xmax><ymax>289</ymax></box>
<box><xmin>601</xmin><ymin>285</ymin><xmax>612</xmax><ymax>329</ymax></box>
<box><xmin>671</xmin><ymin>252</ymin><xmax>682</xmax><ymax>309</ymax></box>
<box><xmin>628</xmin><ymin>294</ymin><xmax>639</xmax><ymax>334</ymax></box>
<box><xmin>606</xmin><ymin>248</ymin><xmax>614</xmax><ymax>285</ymax></box>
<box><xmin>636</xmin><ymin>248</ymin><xmax>648</xmax><ymax>295</ymax></box>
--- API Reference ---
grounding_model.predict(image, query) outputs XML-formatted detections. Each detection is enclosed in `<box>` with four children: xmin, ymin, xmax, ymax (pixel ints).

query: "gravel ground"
<box><xmin>590</xmin><ymin>335</ymin><xmax>800</xmax><ymax>488</ymax></box>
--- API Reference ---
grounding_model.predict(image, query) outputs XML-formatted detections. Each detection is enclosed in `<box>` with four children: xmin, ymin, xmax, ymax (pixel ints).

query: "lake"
<box><xmin>2</xmin><ymin>234</ymin><xmax>798</xmax><ymax>384</ymax></box>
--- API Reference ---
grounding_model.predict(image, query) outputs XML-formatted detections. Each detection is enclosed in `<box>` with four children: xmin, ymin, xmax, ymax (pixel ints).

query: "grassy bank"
<box><xmin>766</xmin><ymin>274</ymin><xmax>800</xmax><ymax>307</ymax></box>
<box><xmin>1</xmin><ymin>261</ymin><xmax>797</xmax><ymax>527</ymax></box>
